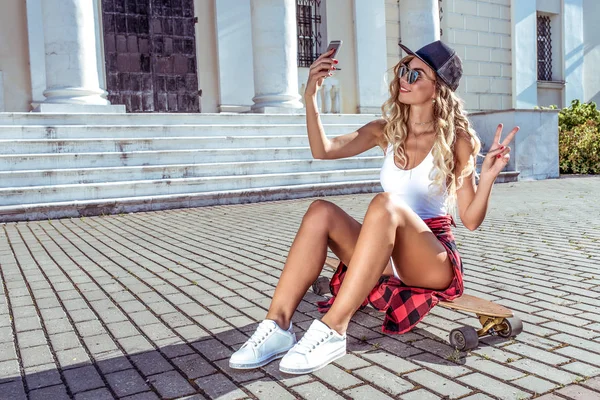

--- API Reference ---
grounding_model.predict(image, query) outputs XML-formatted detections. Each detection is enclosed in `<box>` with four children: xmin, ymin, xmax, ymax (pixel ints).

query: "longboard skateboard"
<box><xmin>313</xmin><ymin>257</ymin><xmax>523</xmax><ymax>351</ymax></box>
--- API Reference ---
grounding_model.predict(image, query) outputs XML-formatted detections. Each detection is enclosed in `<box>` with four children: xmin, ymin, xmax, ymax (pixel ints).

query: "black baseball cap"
<box><xmin>398</xmin><ymin>40</ymin><xmax>463</xmax><ymax>91</ymax></box>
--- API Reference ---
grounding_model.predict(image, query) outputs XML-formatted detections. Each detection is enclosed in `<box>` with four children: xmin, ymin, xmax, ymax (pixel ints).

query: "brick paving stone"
<box><xmin>49</xmin><ymin>331</ymin><xmax>81</xmax><ymax>351</ymax></box>
<box><xmin>333</xmin><ymin>354</ymin><xmax>371</xmax><ymax>370</ymax></box>
<box><xmin>458</xmin><ymin>373</ymin><xmax>531</xmax><ymax>400</ymax></box>
<box><xmin>344</xmin><ymin>384</ymin><xmax>394</xmax><ymax>399</ymax></box>
<box><xmin>353</xmin><ymin>365</ymin><xmax>413</xmax><ymax>396</ymax></box>
<box><xmin>556</xmin><ymin>384</ymin><xmax>600</xmax><ymax>399</ymax></box>
<box><xmin>130</xmin><ymin>350</ymin><xmax>173</xmax><ymax>376</ymax></box>
<box><xmin>105</xmin><ymin>368</ymin><xmax>151</xmax><ymax>397</ymax></box>
<box><xmin>261</xmin><ymin>362</ymin><xmax>312</xmax><ymax>387</ymax></box>
<box><xmin>400</xmin><ymin>388</ymin><xmax>442</xmax><ymax>400</ymax></box>
<box><xmin>311</xmin><ymin>364</ymin><xmax>363</xmax><ymax>390</ymax></box>
<box><xmin>147</xmin><ymin>370</ymin><xmax>196</xmax><ymax>398</ymax></box>
<box><xmin>28</xmin><ymin>384</ymin><xmax>71</xmax><ymax>400</ymax></box>
<box><xmin>55</xmin><ymin>347</ymin><xmax>92</xmax><ymax>370</ymax></box>
<box><xmin>555</xmin><ymin>346</ymin><xmax>600</xmax><ymax>367</ymax></box>
<box><xmin>509</xmin><ymin>358</ymin><xmax>579</xmax><ymax>385</ymax></box>
<box><xmin>23</xmin><ymin>363</ymin><xmax>62</xmax><ymax>390</ymax></box>
<box><xmin>464</xmin><ymin>358</ymin><xmax>527</xmax><ymax>381</ymax></box>
<box><xmin>460</xmin><ymin>395</ymin><xmax>494</xmax><ymax>400</ymax></box>
<box><xmin>502</xmin><ymin>343</ymin><xmax>570</xmax><ymax>365</ymax></box>
<box><xmin>244</xmin><ymin>379</ymin><xmax>296</xmax><ymax>400</ymax></box>
<box><xmin>195</xmin><ymin>373</ymin><xmax>247</xmax><ymax>399</ymax></box>
<box><xmin>409</xmin><ymin>352</ymin><xmax>471</xmax><ymax>378</ymax></box>
<box><xmin>192</xmin><ymin>338</ymin><xmax>232</xmax><ymax>361</ymax></box>
<box><xmin>0</xmin><ymin>380</ymin><xmax>27</xmax><ymax>400</ymax></box>
<box><xmin>118</xmin><ymin>335</ymin><xmax>155</xmax><ymax>354</ymax></box>
<box><xmin>106</xmin><ymin>321</ymin><xmax>140</xmax><ymax>339</ymax></box>
<box><xmin>155</xmin><ymin>339</ymin><xmax>195</xmax><ymax>359</ymax></box>
<box><xmin>94</xmin><ymin>349</ymin><xmax>133</xmax><ymax>375</ymax></box>
<box><xmin>20</xmin><ymin>345</ymin><xmax>54</xmax><ymax>368</ymax></box>
<box><xmin>361</xmin><ymin>351</ymin><xmax>420</xmax><ymax>374</ymax></box>
<box><xmin>405</xmin><ymin>369</ymin><xmax>472</xmax><ymax>398</ymax></box>
<box><xmin>83</xmin><ymin>333</ymin><xmax>120</xmax><ymax>354</ymax></box>
<box><xmin>120</xmin><ymin>392</ymin><xmax>161</xmax><ymax>400</ymax></box>
<box><xmin>0</xmin><ymin>359</ymin><xmax>20</xmax><ymax>382</ymax></box>
<box><xmin>293</xmin><ymin>381</ymin><xmax>345</xmax><ymax>400</ymax></box>
<box><xmin>561</xmin><ymin>362</ymin><xmax>600</xmax><ymax>378</ymax></box>
<box><xmin>73</xmin><ymin>387</ymin><xmax>115</xmax><ymax>400</ymax></box>
<box><xmin>511</xmin><ymin>375</ymin><xmax>558</xmax><ymax>395</ymax></box>
<box><xmin>63</xmin><ymin>365</ymin><xmax>105</xmax><ymax>394</ymax></box>
<box><xmin>0</xmin><ymin>342</ymin><xmax>17</xmax><ymax>362</ymax></box>
<box><xmin>584</xmin><ymin>376</ymin><xmax>600</xmax><ymax>391</ymax></box>
<box><xmin>74</xmin><ymin>319</ymin><xmax>105</xmax><ymax>337</ymax></box>
<box><xmin>532</xmin><ymin>395</ymin><xmax>565</xmax><ymax>400</ymax></box>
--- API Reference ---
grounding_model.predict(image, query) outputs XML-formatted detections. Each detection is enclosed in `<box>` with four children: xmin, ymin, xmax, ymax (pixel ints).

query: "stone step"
<box><xmin>0</xmin><ymin>147</ymin><xmax>382</xmax><ymax>171</ymax></box>
<box><xmin>0</xmin><ymin>124</ymin><xmax>362</xmax><ymax>139</ymax></box>
<box><xmin>0</xmin><ymin>157</ymin><xmax>384</xmax><ymax>188</ymax></box>
<box><xmin>0</xmin><ymin>112</ymin><xmax>378</xmax><ymax>126</ymax></box>
<box><xmin>0</xmin><ymin>136</ymin><xmax>340</xmax><ymax>154</ymax></box>
<box><xmin>0</xmin><ymin>180</ymin><xmax>383</xmax><ymax>223</ymax></box>
<box><xmin>0</xmin><ymin>168</ymin><xmax>381</xmax><ymax>206</ymax></box>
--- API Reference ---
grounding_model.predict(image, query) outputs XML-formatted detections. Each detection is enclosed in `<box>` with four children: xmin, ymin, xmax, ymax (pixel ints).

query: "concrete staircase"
<box><xmin>0</xmin><ymin>113</ymin><xmax>383</xmax><ymax>222</ymax></box>
<box><xmin>0</xmin><ymin>113</ymin><xmax>519</xmax><ymax>223</ymax></box>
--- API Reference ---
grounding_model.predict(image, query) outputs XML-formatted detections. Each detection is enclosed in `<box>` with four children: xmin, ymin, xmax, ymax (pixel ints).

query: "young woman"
<box><xmin>229</xmin><ymin>40</ymin><xmax>518</xmax><ymax>374</ymax></box>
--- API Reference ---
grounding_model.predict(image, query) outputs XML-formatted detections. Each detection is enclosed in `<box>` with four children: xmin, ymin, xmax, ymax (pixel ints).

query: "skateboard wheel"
<box><xmin>449</xmin><ymin>327</ymin><xmax>479</xmax><ymax>351</ymax></box>
<box><xmin>312</xmin><ymin>276</ymin><xmax>330</xmax><ymax>295</ymax></box>
<box><xmin>497</xmin><ymin>317</ymin><xmax>523</xmax><ymax>338</ymax></box>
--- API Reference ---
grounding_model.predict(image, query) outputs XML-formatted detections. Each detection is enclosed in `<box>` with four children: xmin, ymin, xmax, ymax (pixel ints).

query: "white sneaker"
<box><xmin>279</xmin><ymin>319</ymin><xmax>346</xmax><ymax>374</ymax></box>
<box><xmin>229</xmin><ymin>320</ymin><xmax>296</xmax><ymax>369</ymax></box>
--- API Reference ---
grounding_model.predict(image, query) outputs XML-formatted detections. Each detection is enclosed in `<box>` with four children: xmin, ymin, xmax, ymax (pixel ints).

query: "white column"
<box><xmin>0</xmin><ymin>71</ymin><xmax>5</xmax><ymax>112</ymax></box>
<box><xmin>353</xmin><ymin>0</ymin><xmax>388</xmax><ymax>113</ymax></box>
<box><xmin>215</xmin><ymin>0</ymin><xmax>255</xmax><ymax>112</ymax></box>
<box><xmin>564</xmin><ymin>0</ymin><xmax>584</xmax><ymax>105</ymax></box>
<box><xmin>36</xmin><ymin>0</ymin><xmax>123</xmax><ymax>112</ymax></box>
<box><xmin>511</xmin><ymin>0</ymin><xmax>538</xmax><ymax>109</ymax></box>
<box><xmin>249</xmin><ymin>0</ymin><xmax>303</xmax><ymax>113</ymax></box>
<box><xmin>399</xmin><ymin>0</ymin><xmax>440</xmax><ymax>50</ymax></box>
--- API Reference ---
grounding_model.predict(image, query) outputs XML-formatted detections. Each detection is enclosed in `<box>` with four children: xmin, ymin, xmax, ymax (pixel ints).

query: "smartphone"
<box><xmin>325</xmin><ymin>40</ymin><xmax>343</xmax><ymax>58</ymax></box>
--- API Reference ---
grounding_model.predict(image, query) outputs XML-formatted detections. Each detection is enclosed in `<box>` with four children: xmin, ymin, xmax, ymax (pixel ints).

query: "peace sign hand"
<box><xmin>480</xmin><ymin>124</ymin><xmax>519</xmax><ymax>181</ymax></box>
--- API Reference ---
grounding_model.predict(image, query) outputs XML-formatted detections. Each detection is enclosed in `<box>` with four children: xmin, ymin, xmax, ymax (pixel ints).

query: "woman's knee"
<box><xmin>365</xmin><ymin>193</ymin><xmax>408</xmax><ymax>225</ymax></box>
<box><xmin>302</xmin><ymin>199</ymin><xmax>337</xmax><ymax>227</ymax></box>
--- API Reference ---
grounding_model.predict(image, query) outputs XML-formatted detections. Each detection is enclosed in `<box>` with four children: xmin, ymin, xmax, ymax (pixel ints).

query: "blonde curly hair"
<box><xmin>380</xmin><ymin>56</ymin><xmax>481</xmax><ymax>214</ymax></box>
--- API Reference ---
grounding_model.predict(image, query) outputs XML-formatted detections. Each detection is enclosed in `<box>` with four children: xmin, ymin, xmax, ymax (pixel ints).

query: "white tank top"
<box><xmin>379</xmin><ymin>143</ymin><xmax>447</xmax><ymax>219</ymax></box>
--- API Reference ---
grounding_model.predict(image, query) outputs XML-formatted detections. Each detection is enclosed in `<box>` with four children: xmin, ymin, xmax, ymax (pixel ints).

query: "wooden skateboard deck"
<box><xmin>439</xmin><ymin>294</ymin><xmax>513</xmax><ymax>317</ymax></box>
<box><xmin>316</xmin><ymin>257</ymin><xmax>523</xmax><ymax>350</ymax></box>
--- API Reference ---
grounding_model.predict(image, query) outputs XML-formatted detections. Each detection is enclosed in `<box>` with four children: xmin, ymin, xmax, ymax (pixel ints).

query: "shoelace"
<box><xmin>294</xmin><ymin>328</ymin><xmax>334</xmax><ymax>354</ymax></box>
<box><xmin>246</xmin><ymin>322</ymin><xmax>275</xmax><ymax>348</ymax></box>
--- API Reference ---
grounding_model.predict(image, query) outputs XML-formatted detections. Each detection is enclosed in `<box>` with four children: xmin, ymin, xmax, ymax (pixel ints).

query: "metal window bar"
<box><xmin>537</xmin><ymin>15</ymin><xmax>552</xmax><ymax>81</ymax></box>
<box><xmin>296</xmin><ymin>0</ymin><xmax>322</xmax><ymax>67</ymax></box>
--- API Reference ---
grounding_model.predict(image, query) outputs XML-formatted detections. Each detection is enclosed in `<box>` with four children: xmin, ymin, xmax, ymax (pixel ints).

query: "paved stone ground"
<box><xmin>1</xmin><ymin>176</ymin><xmax>600</xmax><ymax>400</ymax></box>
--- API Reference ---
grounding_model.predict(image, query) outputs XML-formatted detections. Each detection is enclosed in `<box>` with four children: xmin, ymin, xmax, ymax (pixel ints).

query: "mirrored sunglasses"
<box><xmin>398</xmin><ymin>65</ymin><xmax>433</xmax><ymax>84</ymax></box>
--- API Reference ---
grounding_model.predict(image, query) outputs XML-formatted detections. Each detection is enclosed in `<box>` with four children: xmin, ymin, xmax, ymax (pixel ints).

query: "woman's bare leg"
<box><xmin>321</xmin><ymin>192</ymin><xmax>454</xmax><ymax>334</ymax></box>
<box><xmin>265</xmin><ymin>200</ymin><xmax>364</xmax><ymax>330</ymax></box>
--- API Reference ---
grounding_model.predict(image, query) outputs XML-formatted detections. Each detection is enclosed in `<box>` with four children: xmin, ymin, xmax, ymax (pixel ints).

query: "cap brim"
<box><xmin>398</xmin><ymin>43</ymin><xmax>436</xmax><ymax>74</ymax></box>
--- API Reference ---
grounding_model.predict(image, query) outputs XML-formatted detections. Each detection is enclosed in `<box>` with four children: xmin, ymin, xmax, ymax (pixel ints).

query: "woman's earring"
<box><xmin>432</xmin><ymin>99</ymin><xmax>436</xmax><ymax>104</ymax></box>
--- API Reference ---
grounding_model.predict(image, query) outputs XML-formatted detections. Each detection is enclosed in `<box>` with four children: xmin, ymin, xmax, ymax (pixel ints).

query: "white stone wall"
<box><xmin>0</xmin><ymin>71</ymin><xmax>4</xmax><ymax>112</ymax></box>
<box><xmin>385</xmin><ymin>0</ymin><xmax>401</xmax><ymax>71</ymax></box>
<box><xmin>583</xmin><ymin>0</ymin><xmax>600</xmax><ymax>105</ymax></box>
<box><xmin>0</xmin><ymin>1</ymin><xmax>32</xmax><ymax>112</ymax></box>
<box><xmin>443</xmin><ymin>0</ymin><xmax>512</xmax><ymax>111</ymax></box>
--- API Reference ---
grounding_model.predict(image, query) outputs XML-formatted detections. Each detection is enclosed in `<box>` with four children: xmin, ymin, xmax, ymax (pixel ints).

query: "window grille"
<box><xmin>296</xmin><ymin>0</ymin><xmax>322</xmax><ymax>67</ymax></box>
<box><xmin>537</xmin><ymin>15</ymin><xmax>552</xmax><ymax>81</ymax></box>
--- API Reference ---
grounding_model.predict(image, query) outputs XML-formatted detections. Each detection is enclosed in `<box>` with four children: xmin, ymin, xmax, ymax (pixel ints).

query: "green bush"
<box><xmin>556</xmin><ymin>100</ymin><xmax>600</xmax><ymax>174</ymax></box>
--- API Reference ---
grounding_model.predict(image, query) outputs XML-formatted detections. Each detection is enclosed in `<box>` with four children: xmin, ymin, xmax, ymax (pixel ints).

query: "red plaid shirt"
<box><xmin>317</xmin><ymin>215</ymin><xmax>463</xmax><ymax>335</ymax></box>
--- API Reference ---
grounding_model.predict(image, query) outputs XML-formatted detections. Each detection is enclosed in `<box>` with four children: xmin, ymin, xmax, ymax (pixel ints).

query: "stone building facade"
<box><xmin>0</xmin><ymin>0</ymin><xmax>598</xmax><ymax>114</ymax></box>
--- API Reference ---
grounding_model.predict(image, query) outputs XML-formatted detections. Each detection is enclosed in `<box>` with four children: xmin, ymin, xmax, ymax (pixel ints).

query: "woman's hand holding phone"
<box><xmin>304</xmin><ymin>47</ymin><xmax>339</xmax><ymax>98</ymax></box>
